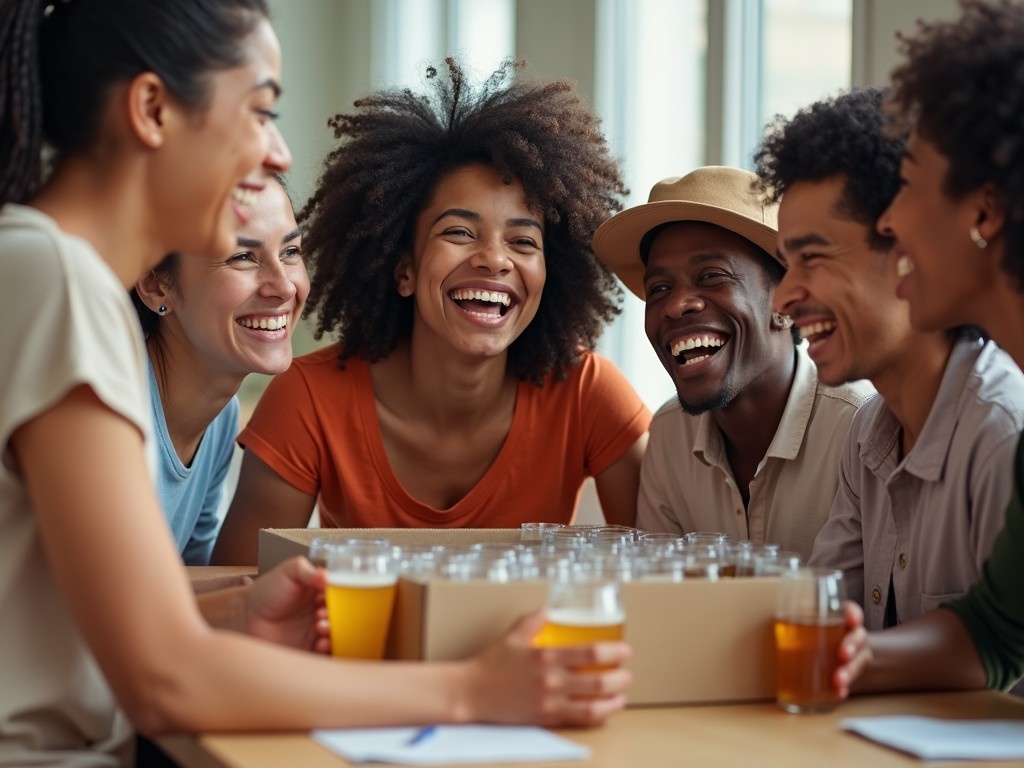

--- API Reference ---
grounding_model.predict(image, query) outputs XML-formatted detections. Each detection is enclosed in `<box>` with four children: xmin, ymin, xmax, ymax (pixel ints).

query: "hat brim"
<box><xmin>593</xmin><ymin>201</ymin><xmax>781</xmax><ymax>300</ymax></box>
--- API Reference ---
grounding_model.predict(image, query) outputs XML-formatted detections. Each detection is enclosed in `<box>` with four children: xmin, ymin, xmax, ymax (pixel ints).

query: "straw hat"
<box><xmin>592</xmin><ymin>166</ymin><xmax>779</xmax><ymax>299</ymax></box>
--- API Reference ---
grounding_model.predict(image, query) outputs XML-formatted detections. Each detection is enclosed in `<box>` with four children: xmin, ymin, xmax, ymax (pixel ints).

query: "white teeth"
<box><xmin>670</xmin><ymin>335</ymin><xmax>725</xmax><ymax>358</ymax></box>
<box><xmin>684</xmin><ymin>354</ymin><xmax>710</xmax><ymax>366</ymax></box>
<box><xmin>799</xmin><ymin>320</ymin><xmax>836</xmax><ymax>338</ymax></box>
<box><xmin>896</xmin><ymin>255</ymin><xmax>914</xmax><ymax>278</ymax></box>
<box><xmin>450</xmin><ymin>288</ymin><xmax>512</xmax><ymax>306</ymax></box>
<box><xmin>232</xmin><ymin>187</ymin><xmax>258</xmax><ymax>209</ymax></box>
<box><xmin>239</xmin><ymin>314</ymin><xmax>289</xmax><ymax>330</ymax></box>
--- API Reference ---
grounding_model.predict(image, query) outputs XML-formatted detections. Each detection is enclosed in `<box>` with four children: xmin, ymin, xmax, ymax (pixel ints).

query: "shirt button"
<box><xmin>899</xmin><ymin>553</ymin><xmax>908</xmax><ymax>569</ymax></box>
<box><xmin>871</xmin><ymin>586</ymin><xmax>882</xmax><ymax>604</ymax></box>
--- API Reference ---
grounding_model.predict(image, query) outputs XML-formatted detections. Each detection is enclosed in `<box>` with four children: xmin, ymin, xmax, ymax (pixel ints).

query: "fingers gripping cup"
<box><xmin>773</xmin><ymin>568</ymin><xmax>846</xmax><ymax>713</ymax></box>
<box><xmin>325</xmin><ymin>543</ymin><xmax>399</xmax><ymax>660</ymax></box>
<box><xmin>533</xmin><ymin>577</ymin><xmax>625</xmax><ymax>672</ymax></box>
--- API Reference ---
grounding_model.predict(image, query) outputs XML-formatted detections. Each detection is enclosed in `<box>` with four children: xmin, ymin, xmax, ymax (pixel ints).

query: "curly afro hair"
<box><xmin>887</xmin><ymin>0</ymin><xmax>1024</xmax><ymax>290</ymax></box>
<box><xmin>753</xmin><ymin>87</ymin><xmax>903</xmax><ymax>252</ymax></box>
<box><xmin>299</xmin><ymin>58</ymin><xmax>628</xmax><ymax>385</ymax></box>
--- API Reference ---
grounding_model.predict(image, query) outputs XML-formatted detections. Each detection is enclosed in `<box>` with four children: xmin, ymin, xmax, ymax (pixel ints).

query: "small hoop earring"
<box><xmin>158</xmin><ymin>305</ymin><xmax>167</xmax><ymax>315</ymax></box>
<box><xmin>970</xmin><ymin>226</ymin><xmax>988</xmax><ymax>250</ymax></box>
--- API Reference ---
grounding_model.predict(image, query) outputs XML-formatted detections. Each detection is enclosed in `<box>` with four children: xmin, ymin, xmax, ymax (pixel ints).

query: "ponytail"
<box><xmin>0</xmin><ymin>0</ymin><xmax>45</xmax><ymax>205</ymax></box>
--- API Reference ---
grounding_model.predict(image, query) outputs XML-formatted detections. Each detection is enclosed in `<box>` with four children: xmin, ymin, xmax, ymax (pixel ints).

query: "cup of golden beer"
<box><xmin>773</xmin><ymin>567</ymin><xmax>846</xmax><ymax>713</ymax></box>
<box><xmin>325</xmin><ymin>542</ymin><xmax>399</xmax><ymax>660</ymax></box>
<box><xmin>533</xmin><ymin>576</ymin><xmax>625</xmax><ymax>672</ymax></box>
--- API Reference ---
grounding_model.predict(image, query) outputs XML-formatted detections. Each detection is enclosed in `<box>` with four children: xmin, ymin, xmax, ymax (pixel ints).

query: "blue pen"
<box><xmin>406</xmin><ymin>725</ymin><xmax>438</xmax><ymax>747</ymax></box>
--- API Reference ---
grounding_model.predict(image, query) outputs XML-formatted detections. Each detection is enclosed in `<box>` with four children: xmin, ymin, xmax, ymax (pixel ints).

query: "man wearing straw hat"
<box><xmin>593</xmin><ymin>166</ymin><xmax>873</xmax><ymax>560</ymax></box>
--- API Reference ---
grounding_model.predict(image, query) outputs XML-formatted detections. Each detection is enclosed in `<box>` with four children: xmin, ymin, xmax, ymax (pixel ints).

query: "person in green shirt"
<box><xmin>833</xmin><ymin>0</ymin><xmax>1024</xmax><ymax>697</ymax></box>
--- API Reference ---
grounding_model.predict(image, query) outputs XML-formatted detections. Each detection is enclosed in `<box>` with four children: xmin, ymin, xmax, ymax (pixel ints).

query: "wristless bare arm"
<box><xmin>15</xmin><ymin>386</ymin><xmax>630</xmax><ymax>733</ymax></box>
<box><xmin>839</xmin><ymin>603</ymin><xmax>987</xmax><ymax>695</ymax></box>
<box><xmin>211</xmin><ymin>449</ymin><xmax>315</xmax><ymax>565</ymax></box>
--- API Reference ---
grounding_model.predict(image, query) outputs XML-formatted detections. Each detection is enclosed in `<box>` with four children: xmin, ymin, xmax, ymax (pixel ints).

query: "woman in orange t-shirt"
<box><xmin>213</xmin><ymin>59</ymin><xmax>650</xmax><ymax>564</ymax></box>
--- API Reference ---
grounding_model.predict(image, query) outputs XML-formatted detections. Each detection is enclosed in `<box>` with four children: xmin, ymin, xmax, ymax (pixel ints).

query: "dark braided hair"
<box><xmin>887</xmin><ymin>0</ymin><xmax>1024</xmax><ymax>290</ymax></box>
<box><xmin>0</xmin><ymin>0</ymin><xmax>268</xmax><ymax>206</ymax></box>
<box><xmin>300</xmin><ymin>58</ymin><xmax>628</xmax><ymax>385</ymax></box>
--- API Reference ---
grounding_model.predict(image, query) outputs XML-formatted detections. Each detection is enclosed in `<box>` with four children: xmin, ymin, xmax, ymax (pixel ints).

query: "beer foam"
<box><xmin>548</xmin><ymin>607</ymin><xmax>625</xmax><ymax>627</ymax></box>
<box><xmin>327</xmin><ymin>572</ymin><xmax>398</xmax><ymax>588</ymax></box>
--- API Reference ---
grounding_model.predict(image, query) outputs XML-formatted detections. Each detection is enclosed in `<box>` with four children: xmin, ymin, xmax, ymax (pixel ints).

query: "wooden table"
<box><xmin>156</xmin><ymin>691</ymin><xmax>1024</xmax><ymax>768</ymax></box>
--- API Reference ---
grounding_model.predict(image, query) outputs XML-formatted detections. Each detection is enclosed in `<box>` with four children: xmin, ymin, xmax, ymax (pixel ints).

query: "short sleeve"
<box><xmin>577</xmin><ymin>352</ymin><xmax>652</xmax><ymax>476</ymax></box>
<box><xmin>0</xmin><ymin>217</ymin><xmax>149</xmax><ymax>476</ymax></box>
<box><xmin>238</xmin><ymin>362</ymin><xmax>324</xmax><ymax>496</ymax></box>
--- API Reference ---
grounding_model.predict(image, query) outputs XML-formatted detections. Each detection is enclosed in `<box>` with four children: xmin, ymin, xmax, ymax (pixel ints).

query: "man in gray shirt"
<box><xmin>756</xmin><ymin>87</ymin><xmax>1024</xmax><ymax>630</ymax></box>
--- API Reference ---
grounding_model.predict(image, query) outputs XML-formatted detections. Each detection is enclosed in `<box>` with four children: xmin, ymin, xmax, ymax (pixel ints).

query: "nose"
<box><xmin>259</xmin><ymin>255</ymin><xmax>299</xmax><ymax>301</ymax></box>
<box><xmin>663</xmin><ymin>286</ymin><xmax>705</xmax><ymax>318</ymax></box>
<box><xmin>877</xmin><ymin>200</ymin><xmax>896</xmax><ymax>240</ymax></box>
<box><xmin>469</xmin><ymin>237</ymin><xmax>511</xmax><ymax>274</ymax></box>
<box><xmin>263</xmin><ymin>121</ymin><xmax>292</xmax><ymax>174</ymax></box>
<box><xmin>772</xmin><ymin>267</ymin><xmax>804</xmax><ymax>315</ymax></box>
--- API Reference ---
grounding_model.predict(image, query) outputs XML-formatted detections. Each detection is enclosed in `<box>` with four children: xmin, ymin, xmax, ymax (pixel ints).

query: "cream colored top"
<box><xmin>0</xmin><ymin>204</ymin><xmax>155</xmax><ymax>767</ymax></box>
<box><xmin>637</xmin><ymin>345</ymin><xmax>874</xmax><ymax>559</ymax></box>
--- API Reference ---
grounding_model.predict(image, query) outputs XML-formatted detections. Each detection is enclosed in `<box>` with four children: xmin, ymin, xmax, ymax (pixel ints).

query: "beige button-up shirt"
<box><xmin>637</xmin><ymin>345</ymin><xmax>874</xmax><ymax>559</ymax></box>
<box><xmin>809</xmin><ymin>339</ymin><xmax>1024</xmax><ymax>631</ymax></box>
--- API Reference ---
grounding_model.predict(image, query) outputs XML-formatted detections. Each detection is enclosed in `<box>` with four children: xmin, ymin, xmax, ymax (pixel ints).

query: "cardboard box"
<box><xmin>259</xmin><ymin>528</ymin><xmax>778</xmax><ymax>706</ymax></box>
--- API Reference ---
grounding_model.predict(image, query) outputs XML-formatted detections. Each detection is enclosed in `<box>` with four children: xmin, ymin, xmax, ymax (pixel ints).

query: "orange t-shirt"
<box><xmin>239</xmin><ymin>344</ymin><xmax>651</xmax><ymax>528</ymax></box>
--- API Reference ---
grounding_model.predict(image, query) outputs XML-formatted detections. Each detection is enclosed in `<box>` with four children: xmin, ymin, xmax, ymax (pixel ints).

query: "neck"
<box><xmin>970</xmin><ymin>282</ymin><xmax>1024</xmax><ymax>370</ymax></box>
<box><xmin>149</xmin><ymin>337</ymin><xmax>242</xmax><ymax>466</ymax></box>
<box><xmin>376</xmin><ymin>334</ymin><xmax>515</xmax><ymax>432</ymax></box>
<box><xmin>713</xmin><ymin>346</ymin><xmax>797</xmax><ymax>468</ymax></box>
<box><xmin>30</xmin><ymin>157</ymin><xmax>165</xmax><ymax>288</ymax></box>
<box><xmin>871</xmin><ymin>332</ymin><xmax>954</xmax><ymax>456</ymax></box>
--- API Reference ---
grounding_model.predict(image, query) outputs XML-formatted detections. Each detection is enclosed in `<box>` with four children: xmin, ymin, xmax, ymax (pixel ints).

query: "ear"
<box><xmin>973</xmin><ymin>182</ymin><xmax>1006</xmax><ymax>246</ymax></box>
<box><xmin>771</xmin><ymin>311</ymin><xmax>793</xmax><ymax>331</ymax></box>
<box><xmin>125</xmin><ymin>72</ymin><xmax>170</xmax><ymax>150</ymax></box>
<box><xmin>135</xmin><ymin>270</ymin><xmax>173</xmax><ymax>314</ymax></box>
<box><xmin>394</xmin><ymin>253</ymin><xmax>415</xmax><ymax>297</ymax></box>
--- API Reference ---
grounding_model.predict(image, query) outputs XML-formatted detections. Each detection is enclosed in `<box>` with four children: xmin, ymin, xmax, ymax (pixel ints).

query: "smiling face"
<box><xmin>151</xmin><ymin>17</ymin><xmax>291</xmax><ymax>263</ymax></box>
<box><xmin>165</xmin><ymin>180</ymin><xmax>309</xmax><ymax>379</ymax></box>
<box><xmin>774</xmin><ymin>176</ymin><xmax>911</xmax><ymax>387</ymax></box>
<box><xmin>395</xmin><ymin>163</ymin><xmax>546</xmax><ymax>361</ymax></box>
<box><xmin>877</xmin><ymin>132</ymin><xmax>998</xmax><ymax>334</ymax></box>
<box><xmin>643</xmin><ymin>222</ymin><xmax>791</xmax><ymax>415</ymax></box>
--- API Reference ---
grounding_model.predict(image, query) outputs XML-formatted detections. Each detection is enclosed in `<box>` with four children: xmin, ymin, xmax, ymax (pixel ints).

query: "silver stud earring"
<box><xmin>969</xmin><ymin>226</ymin><xmax>988</xmax><ymax>250</ymax></box>
<box><xmin>158</xmin><ymin>305</ymin><xmax>167</xmax><ymax>315</ymax></box>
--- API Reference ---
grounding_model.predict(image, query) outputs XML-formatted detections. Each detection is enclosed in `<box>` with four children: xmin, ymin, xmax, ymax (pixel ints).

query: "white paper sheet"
<box><xmin>841</xmin><ymin>716</ymin><xmax>1024</xmax><ymax>760</ymax></box>
<box><xmin>311</xmin><ymin>725</ymin><xmax>591</xmax><ymax>765</ymax></box>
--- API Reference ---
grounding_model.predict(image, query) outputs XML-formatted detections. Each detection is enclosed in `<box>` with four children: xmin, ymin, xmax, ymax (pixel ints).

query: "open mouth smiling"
<box><xmin>797</xmin><ymin>319</ymin><xmax>836</xmax><ymax>349</ymax></box>
<box><xmin>669</xmin><ymin>332</ymin><xmax>727</xmax><ymax>366</ymax></box>
<box><xmin>449</xmin><ymin>287</ymin><xmax>515</xmax><ymax>318</ymax></box>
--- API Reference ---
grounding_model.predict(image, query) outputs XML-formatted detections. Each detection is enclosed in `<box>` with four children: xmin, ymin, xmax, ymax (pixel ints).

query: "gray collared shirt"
<box><xmin>638</xmin><ymin>345</ymin><xmax>874</xmax><ymax>559</ymax></box>
<box><xmin>809</xmin><ymin>338</ymin><xmax>1024</xmax><ymax>630</ymax></box>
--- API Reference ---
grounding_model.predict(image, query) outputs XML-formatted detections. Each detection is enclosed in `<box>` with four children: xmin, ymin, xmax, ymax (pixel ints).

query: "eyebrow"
<box><xmin>253</xmin><ymin>78</ymin><xmax>282</xmax><ymax>98</ymax></box>
<box><xmin>642</xmin><ymin>251</ymin><xmax>733</xmax><ymax>280</ymax></box>
<box><xmin>781</xmin><ymin>233</ymin><xmax>830</xmax><ymax>252</ymax></box>
<box><xmin>235</xmin><ymin>227</ymin><xmax>301</xmax><ymax>249</ymax></box>
<box><xmin>432</xmin><ymin>208</ymin><xmax>542</xmax><ymax>230</ymax></box>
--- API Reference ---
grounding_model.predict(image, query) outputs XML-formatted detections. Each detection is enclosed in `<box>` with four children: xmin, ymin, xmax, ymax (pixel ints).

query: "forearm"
<box><xmin>138</xmin><ymin>630</ymin><xmax>465</xmax><ymax>734</ymax></box>
<box><xmin>852</xmin><ymin>609</ymin><xmax>986</xmax><ymax>694</ymax></box>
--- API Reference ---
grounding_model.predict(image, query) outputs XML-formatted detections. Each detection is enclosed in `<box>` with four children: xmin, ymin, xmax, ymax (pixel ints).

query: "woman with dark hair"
<box><xmin>0</xmin><ymin>3</ymin><xmax>631</xmax><ymax>764</ymax></box>
<box><xmin>214</xmin><ymin>59</ymin><xmax>651</xmax><ymax>564</ymax></box>
<box><xmin>831</xmin><ymin>0</ymin><xmax>1024</xmax><ymax>697</ymax></box>
<box><xmin>132</xmin><ymin>176</ymin><xmax>308</xmax><ymax>567</ymax></box>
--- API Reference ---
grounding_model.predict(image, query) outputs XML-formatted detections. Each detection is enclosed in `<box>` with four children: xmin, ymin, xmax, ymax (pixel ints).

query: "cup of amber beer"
<box><xmin>773</xmin><ymin>567</ymin><xmax>845</xmax><ymax>713</ymax></box>
<box><xmin>533</xmin><ymin>575</ymin><xmax>625</xmax><ymax>671</ymax></box>
<box><xmin>325</xmin><ymin>542</ymin><xmax>399</xmax><ymax>660</ymax></box>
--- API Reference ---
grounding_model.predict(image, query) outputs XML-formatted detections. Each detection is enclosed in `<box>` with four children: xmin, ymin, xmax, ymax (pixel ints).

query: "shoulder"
<box><xmin>962</xmin><ymin>340</ymin><xmax>1024</xmax><ymax>425</ymax></box>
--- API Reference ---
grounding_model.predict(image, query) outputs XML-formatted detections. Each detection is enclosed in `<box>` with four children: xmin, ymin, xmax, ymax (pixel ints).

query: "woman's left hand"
<box><xmin>244</xmin><ymin>556</ymin><xmax>330</xmax><ymax>654</ymax></box>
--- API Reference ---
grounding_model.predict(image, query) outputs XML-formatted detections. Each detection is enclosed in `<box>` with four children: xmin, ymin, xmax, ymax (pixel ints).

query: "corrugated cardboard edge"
<box><xmin>258</xmin><ymin>528</ymin><xmax>522</xmax><ymax>574</ymax></box>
